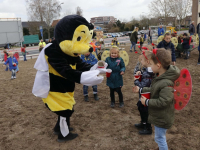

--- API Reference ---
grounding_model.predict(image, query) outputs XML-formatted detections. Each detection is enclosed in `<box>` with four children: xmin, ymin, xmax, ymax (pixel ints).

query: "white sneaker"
<box><xmin>13</xmin><ymin>76</ymin><xmax>16</xmax><ymax>79</ymax></box>
<box><xmin>11</xmin><ymin>76</ymin><xmax>14</xmax><ymax>79</ymax></box>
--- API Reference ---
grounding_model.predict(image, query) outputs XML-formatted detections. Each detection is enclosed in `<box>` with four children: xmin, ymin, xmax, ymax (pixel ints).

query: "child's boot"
<box><xmin>11</xmin><ymin>76</ymin><xmax>14</xmax><ymax>80</ymax></box>
<box><xmin>139</xmin><ymin>123</ymin><xmax>152</xmax><ymax>135</ymax></box>
<box><xmin>110</xmin><ymin>102</ymin><xmax>115</xmax><ymax>108</ymax></box>
<box><xmin>119</xmin><ymin>102</ymin><xmax>124</xmax><ymax>108</ymax></box>
<box><xmin>84</xmin><ymin>95</ymin><xmax>89</xmax><ymax>102</ymax></box>
<box><xmin>94</xmin><ymin>94</ymin><xmax>99</xmax><ymax>101</ymax></box>
<box><xmin>134</xmin><ymin>122</ymin><xmax>143</xmax><ymax>129</ymax></box>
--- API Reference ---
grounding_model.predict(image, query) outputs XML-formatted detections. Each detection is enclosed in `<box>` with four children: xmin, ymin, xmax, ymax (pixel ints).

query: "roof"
<box><xmin>51</xmin><ymin>19</ymin><xmax>60</xmax><ymax>27</ymax></box>
<box><xmin>22</xmin><ymin>21</ymin><xmax>47</xmax><ymax>28</ymax></box>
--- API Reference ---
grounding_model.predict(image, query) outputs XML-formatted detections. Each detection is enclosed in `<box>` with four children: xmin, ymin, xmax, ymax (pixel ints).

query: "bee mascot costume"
<box><xmin>32</xmin><ymin>15</ymin><xmax>108</xmax><ymax>142</ymax></box>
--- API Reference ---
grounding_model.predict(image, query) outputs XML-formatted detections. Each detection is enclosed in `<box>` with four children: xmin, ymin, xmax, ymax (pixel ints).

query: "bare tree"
<box><xmin>168</xmin><ymin>0</ymin><xmax>192</xmax><ymax>27</ymax></box>
<box><xmin>140</xmin><ymin>15</ymin><xmax>150</xmax><ymax>29</ymax></box>
<box><xmin>26</xmin><ymin>0</ymin><xmax>62</xmax><ymax>38</ymax></box>
<box><xmin>148</xmin><ymin>0</ymin><xmax>172</xmax><ymax>25</ymax></box>
<box><xmin>76</xmin><ymin>6</ymin><xmax>83</xmax><ymax>16</ymax></box>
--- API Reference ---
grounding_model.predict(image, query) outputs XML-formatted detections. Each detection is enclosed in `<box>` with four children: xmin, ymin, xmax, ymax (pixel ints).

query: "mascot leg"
<box><xmin>54</xmin><ymin>116</ymin><xmax>74</xmax><ymax>135</ymax></box>
<box><xmin>56</xmin><ymin>109</ymin><xmax>78</xmax><ymax>142</ymax></box>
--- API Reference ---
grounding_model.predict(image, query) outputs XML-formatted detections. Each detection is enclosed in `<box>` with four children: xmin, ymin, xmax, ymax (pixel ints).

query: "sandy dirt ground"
<box><xmin>0</xmin><ymin>45</ymin><xmax>200</xmax><ymax>150</ymax></box>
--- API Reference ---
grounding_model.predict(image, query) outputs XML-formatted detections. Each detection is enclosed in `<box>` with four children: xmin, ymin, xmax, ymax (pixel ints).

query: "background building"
<box><xmin>90</xmin><ymin>16</ymin><xmax>116</xmax><ymax>24</ymax></box>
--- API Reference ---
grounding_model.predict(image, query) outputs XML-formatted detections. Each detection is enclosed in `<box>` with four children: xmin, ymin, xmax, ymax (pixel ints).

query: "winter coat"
<box><xmin>182</xmin><ymin>38</ymin><xmax>190</xmax><ymax>49</ymax></box>
<box><xmin>157</xmin><ymin>40</ymin><xmax>176</xmax><ymax>62</ymax></box>
<box><xmin>4</xmin><ymin>53</ymin><xmax>8</xmax><ymax>62</ymax></box>
<box><xmin>21</xmin><ymin>47</ymin><xmax>28</xmax><ymax>56</ymax></box>
<box><xmin>134</xmin><ymin>67</ymin><xmax>154</xmax><ymax>89</ymax></box>
<box><xmin>133</xmin><ymin>62</ymin><xmax>142</xmax><ymax>74</ymax></box>
<box><xmin>148</xmin><ymin>30</ymin><xmax>153</xmax><ymax>37</ymax></box>
<box><xmin>189</xmin><ymin>24</ymin><xmax>195</xmax><ymax>34</ymax></box>
<box><xmin>80</xmin><ymin>53</ymin><xmax>98</xmax><ymax>65</ymax></box>
<box><xmin>105</xmin><ymin>57</ymin><xmax>125</xmax><ymax>89</ymax></box>
<box><xmin>197</xmin><ymin>23</ymin><xmax>200</xmax><ymax>34</ymax></box>
<box><xmin>142</xmin><ymin>65</ymin><xmax>180</xmax><ymax>129</ymax></box>
<box><xmin>130</xmin><ymin>31</ymin><xmax>138</xmax><ymax>42</ymax></box>
<box><xmin>158</xmin><ymin>28</ymin><xmax>164</xmax><ymax>36</ymax></box>
<box><xmin>140</xmin><ymin>37</ymin><xmax>144</xmax><ymax>43</ymax></box>
<box><xmin>4</xmin><ymin>56</ymin><xmax>18</xmax><ymax>70</ymax></box>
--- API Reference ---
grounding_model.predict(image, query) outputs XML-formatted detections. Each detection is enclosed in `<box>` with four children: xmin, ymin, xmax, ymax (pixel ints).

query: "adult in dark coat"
<box><xmin>189</xmin><ymin>21</ymin><xmax>195</xmax><ymax>36</ymax></box>
<box><xmin>130</xmin><ymin>27</ymin><xmax>139</xmax><ymax>52</ymax></box>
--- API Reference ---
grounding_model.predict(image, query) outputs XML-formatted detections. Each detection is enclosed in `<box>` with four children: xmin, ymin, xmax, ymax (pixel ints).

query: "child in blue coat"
<box><xmin>81</xmin><ymin>52</ymin><xmax>99</xmax><ymax>102</ymax></box>
<box><xmin>105</xmin><ymin>47</ymin><xmax>126</xmax><ymax>108</ymax></box>
<box><xmin>3</xmin><ymin>52</ymin><xmax>18</xmax><ymax>79</ymax></box>
<box><xmin>133</xmin><ymin>51</ymin><xmax>154</xmax><ymax>135</ymax></box>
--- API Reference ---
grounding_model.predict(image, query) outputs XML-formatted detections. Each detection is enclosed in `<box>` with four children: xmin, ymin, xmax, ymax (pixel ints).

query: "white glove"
<box><xmin>80</xmin><ymin>70</ymin><xmax>104</xmax><ymax>86</ymax></box>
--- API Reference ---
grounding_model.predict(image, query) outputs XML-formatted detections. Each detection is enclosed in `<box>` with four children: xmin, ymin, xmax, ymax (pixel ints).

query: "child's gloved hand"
<box><xmin>132</xmin><ymin>86</ymin><xmax>139</xmax><ymax>93</ymax></box>
<box><xmin>141</xmin><ymin>96</ymin><xmax>147</xmax><ymax>105</ymax></box>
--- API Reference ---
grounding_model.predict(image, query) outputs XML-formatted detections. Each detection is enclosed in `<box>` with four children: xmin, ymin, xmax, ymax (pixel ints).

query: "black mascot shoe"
<box><xmin>54</xmin><ymin>127</ymin><xmax>74</xmax><ymax>135</ymax></box>
<box><xmin>84</xmin><ymin>95</ymin><xmax>89</xmax><ymax>102</ymax></box>
<box><xmin>139</xmin><ymin>129</ymin><xmax>152</xmax><ymax>135</ymax></box>
<box><xmin>134</xmin><ymin>122</ymin><xmax>144</xmax><ymax>129</ymax></box>
<box><xmin>94</xmin><ymin>94</ymin><xmax>99</xmax><ymax>101</ymax></box>
<box><xmin>57</xmin><ymin>132</ymin><xmax>78</xmax><ymax>142</ymax></box>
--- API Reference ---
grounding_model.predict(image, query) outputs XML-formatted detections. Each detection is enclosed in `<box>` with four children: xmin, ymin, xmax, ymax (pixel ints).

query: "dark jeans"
<box><xmin>23</xmin><ymin>54</ymin><xmax>27</xmax><ymax>61</ymax></box>
<box><xmin>198</xmin><ymin>50</ymin><xmax>200</xmax><ymax>63</ymax></box>
<box><xmin>149</xmin><ymin>36</ymin><xmax>152</xmax><ymax>43</ymax></box>
<box><xmin>130</xmin><ymin>41</ymin><xmax>136</xmax><ymax>51</ymax></box>
<box><xmin>109</xmin><ymin>87</ymin><xmax>123</xmax><ymax>103</ymax></box>
<box><xmin>140</xmin><ymin>42</ymin><xmax>143</xmax><ymax>50</ymax></box>
<box><xmin>83</xmin><ymin>85</ymin><xmax>97</xmax><ymax>95</ymax></box>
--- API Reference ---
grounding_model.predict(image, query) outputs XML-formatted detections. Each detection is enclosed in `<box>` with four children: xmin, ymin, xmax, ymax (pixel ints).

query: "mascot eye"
<box><xmin>77</xmin><ymin>36</ymin><xmax>82</xmax><ymax>41</ymax></box>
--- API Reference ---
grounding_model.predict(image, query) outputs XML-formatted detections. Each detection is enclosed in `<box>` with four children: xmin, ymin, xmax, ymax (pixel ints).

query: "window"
<box><xmin>199</xmin><ymin>13</ymin><xmax>200</xmax><ymax>17</ymax></box>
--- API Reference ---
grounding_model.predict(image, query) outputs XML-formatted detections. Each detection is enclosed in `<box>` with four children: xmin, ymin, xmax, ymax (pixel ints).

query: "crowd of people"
<box><xmin>1</xmin><ymin>20</ymin><xmax>198</xmax><ymax>149</ymax></box>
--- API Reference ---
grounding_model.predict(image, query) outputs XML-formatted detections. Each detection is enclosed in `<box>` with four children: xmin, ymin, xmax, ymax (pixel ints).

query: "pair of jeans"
<box><xmin>190</xmin><ymin>33</ymin><xmax>194</xmax><ymax>36</ymax></box>
<box><xmin>23</xmin><ymin>54</ymin><xmax>27</xmax><ymax>61</ymax></box>
<box><xmin>83</xmin><ymin>85</ymin><xmax>97</xmax><ymax>96</ymax></box>
<box><xmin>154</xmin><ymin>126</ymin><xmax>168</xmax><ymax>150</ymax></box>
<box><xmin>11</xmin><ymin>69</ymin><xmax>16</xmax><ymax>77</ymax></box>
<box><xmin>109</xmin><ymin>87</ymin><xmax>123</xmax><ymax>103</ymax></box>
<box><xmin>149</xmin><ymin>36</ymin><xmax>152</xmax><ymax>43</ymax></box>
<box><xmin>95</xmin><ymin>48</ymin><xmax>98</xmax><ymax>56</ymax></box>
<box><xmin>183</xmin><ymin>49</ymin><xmax>189</xmax><ymax>58</ymax></box>
<box><xmin>130</xmin><ymin>41</ymin><xmax>136</xmax><ymax>51</ymax></box>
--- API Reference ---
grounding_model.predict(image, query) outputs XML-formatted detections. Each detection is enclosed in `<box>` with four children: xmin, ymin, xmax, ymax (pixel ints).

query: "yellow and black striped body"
<box><xmin>42</xmin><ymin>42</ymin><xmax>92</xmax><ymax>113</ymax></box>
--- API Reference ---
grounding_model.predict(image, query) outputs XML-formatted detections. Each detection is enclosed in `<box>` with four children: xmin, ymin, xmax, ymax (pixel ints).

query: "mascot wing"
<box><xmin>32</xmin><ymin>43</ymin><xmax>52</xmax><ymax>98</ymax></box>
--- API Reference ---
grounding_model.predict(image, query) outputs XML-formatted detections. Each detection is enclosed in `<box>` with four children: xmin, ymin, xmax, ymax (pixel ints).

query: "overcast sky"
<box><xmin>0</xmin><ymin>0</ymin><xmax>153</xmax><ymax>22</ymax></box>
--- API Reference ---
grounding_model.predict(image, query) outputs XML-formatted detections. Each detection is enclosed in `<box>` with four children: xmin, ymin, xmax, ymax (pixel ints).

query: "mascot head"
<box><xmin>55</xmin><ymin>15</ymin><xmax>94</xmax><ymax>57</ymax></box>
